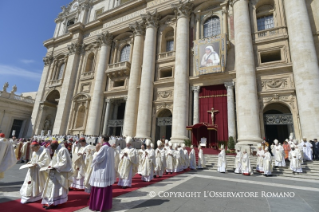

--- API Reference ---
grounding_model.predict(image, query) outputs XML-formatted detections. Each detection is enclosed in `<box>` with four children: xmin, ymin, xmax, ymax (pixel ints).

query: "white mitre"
<box><xmin>274</xmin><ymin>139</ymin><xmax>279</xmax><ymax>145</ymax></box>
<box><xmin>220</xmin><ymin>144</ymin><xmax>224</xmax><ymax>150</ymax></box>
<box><xmin>145</xmin><ymin>139</ymin><xmax>151</xmax><ymax>146</ymax></box>
<box><xmin>168</xmin><ymin>141</ymin><xmax>172</xmax><ymax>147</ymax></box>
<box><xmin>190</xmin><ymin>145</ymin><xmax>193</xmax><ymax>149</ymax></box>
<box><xmin>264</xmin><ymin>147</ymin><xmax>269</xmax><ymax>151</ymax></box>
<box><xmin>126</xmin><ymin>136</ymin><xmax>133</xmax><ymax>144</ymax></box>
<box><xmin>181</xmin><ymin>143</ymin><xmax>185</xmax><ymax>148</ymax></box>
<box><xmin>165</xmin><ymin>139</ymin><xmax>169</xmax><ymax>144</ymax></box>
<box><xmin>157</xmin><ymin>140</ymin><xmax>162</xmax><ymax>147</ymax></box>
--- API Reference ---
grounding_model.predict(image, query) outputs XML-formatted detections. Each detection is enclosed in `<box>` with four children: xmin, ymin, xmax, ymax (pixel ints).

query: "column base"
<box><xmin>235</xmin><ymin>139</ymin><xmax>262</xmax><ymax>155</ymax></box>
<box><xmin>170</xmin><ymin>136</ymin><xmax>189</xmax><ymax>144</ymax></box>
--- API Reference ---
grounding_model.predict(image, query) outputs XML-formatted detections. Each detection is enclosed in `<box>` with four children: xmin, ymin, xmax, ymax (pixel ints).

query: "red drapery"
<box><xmin>199</xmin><ymin>85</ymin><xmax>228</xmax><ymax>141</ymax></box>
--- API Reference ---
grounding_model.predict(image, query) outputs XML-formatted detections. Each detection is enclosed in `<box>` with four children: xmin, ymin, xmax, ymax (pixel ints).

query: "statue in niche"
<box><xmin>44</xmin><ymin>119</ymin><xmax>51</xmax><ymax>132</ymax></box>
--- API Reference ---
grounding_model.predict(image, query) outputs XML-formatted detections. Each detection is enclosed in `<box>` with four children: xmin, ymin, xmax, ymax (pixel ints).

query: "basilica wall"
<box><xmin>31</xmin><ymin>0</ymin><xmax>319</xmax><ymax>147</ymax></box>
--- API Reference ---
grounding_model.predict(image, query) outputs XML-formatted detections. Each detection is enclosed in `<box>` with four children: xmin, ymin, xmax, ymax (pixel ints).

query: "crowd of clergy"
<box><xmin>0</xmin><ymin>133</ymin><xmax>211</xmax><ymax>211</ymax></box>
<box><xmin>218</xmin><ymin>137</ymin><xmax>317</xmax><ymax>177</ymax></box>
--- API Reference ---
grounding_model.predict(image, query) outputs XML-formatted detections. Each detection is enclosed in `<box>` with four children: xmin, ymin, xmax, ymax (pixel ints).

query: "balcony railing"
<box><xmin>253</xmin><ymin>27</ymin><xmax>287</xmax><ymax>41</ymax></box>
<box><xmin>106</xmin><ymin>61</ymin><xmax>131</xmax><ymax>79</ymax></box>
<box><xmin>158</xmin><ymin>51</ymin><xmax>175</xmax><ymax>60</ymax></box>
<box><xmin>0</xmin><ymin>91</ymin><xmax>35</xmax><ymax>104</ymax></box>
<box><xmin>108</xmin><ymin>119</ymin><xmax>124</xmax><ymax>127</ymax></box>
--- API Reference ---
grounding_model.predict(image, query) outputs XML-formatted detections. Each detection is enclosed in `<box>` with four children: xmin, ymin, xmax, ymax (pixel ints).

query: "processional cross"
<box><xmin>207</xmin><ymin>107</ymin><xmax>219</xmax><ymax>125</ymax></box>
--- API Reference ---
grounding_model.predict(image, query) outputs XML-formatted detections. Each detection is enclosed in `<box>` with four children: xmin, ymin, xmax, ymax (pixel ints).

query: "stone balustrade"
<box><xmin>0</xmin><ymin>91</ymin><xmax>35</xmax><ymax>104</ymax></box>
<box><xmin>108</xmin><ymin>119</ymin><xmax>124</xmax><ymax>127</ymax></box>
<box><xmin>253</xmin><ymin>27</ymin><xmax>288</xmax><ymax>41</ymax></box>
<box><xmin>158</xmin><ymin>51</ymin><xmax>175</xmax><ymax>62</ymax></box>
<box><xmin>106</xmin><ymin>61</ymin><xmax>131</xmax><ymax>79</ymax></box>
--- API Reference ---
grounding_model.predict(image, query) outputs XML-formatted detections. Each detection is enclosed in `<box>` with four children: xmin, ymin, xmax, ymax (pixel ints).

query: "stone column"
<box><xmin>102</xmin><ymin>99</ymin><xmax>112</xmax><ymax>135</ymax></box>
<box><xmin>86</xmin><ymin>32</ymin><xmax>113</xmax><ymax>136</ymax></box>
<box><xmin>53</xmin><ymin>42</ymin><xmax>82</xmax><ymax>135</ymax></box>
<box><xmin>122</xmin><ymin>22</ymin><xmax>145</xmax><ymax>137</ymax></box>
<box><xmin>233</xmin><ymin>0</ymin><xmax>262</xmax><ymax>145</ymax></box>
<box><xmin>31</xmin><ymin>55</ymin><xmax>53</xmax><ymax>135</ymax></box>
<box><xmin>222</xmin><ymin>6</ymin><xmax>228</xmax><ymax>34</ymax></box>
<box><xmin>171</xmin><ymin>1</ymin><xmax>193</xmax><ymax>143</ymax></box>
<box><xmin>225</xmin><ymin>82</ymin><xmax>236</xmax><ymax>141</ymax></box>
<box><xmin>81</xmin><ymin>2</ymin><xmax>90</xmax><ymax>24</ymax></box>
<box><xmin>192</xmin><ymin>86</ymin><xmax>200</xmax><ymax>125</ymax></box>
<box><xmin>135</xmin><ymin>11</ymin><xmax>160</xmax><ymax>139</ymax></box>
<box><xmin>284</xmin><ymin>0</ymin><xmax>319</xmax><ymax>139</ymax></box>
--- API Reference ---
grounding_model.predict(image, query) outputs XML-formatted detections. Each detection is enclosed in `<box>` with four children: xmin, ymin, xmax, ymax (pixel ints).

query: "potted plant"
<box><xmin>227</xmin><ymin>136</ymin><xmax>235</xmax><ymax>153</ymax></box>
<box><xmin>184</xmin><ymin>139</ymin><xmax>192</xmax><ymax>147</ymax></box>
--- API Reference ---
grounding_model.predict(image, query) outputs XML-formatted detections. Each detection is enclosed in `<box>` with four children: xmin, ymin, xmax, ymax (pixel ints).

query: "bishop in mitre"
<box><xmin>70</xmin><ymin>137</ymin><xmax>87</xmax><ymax>190</ymax></box>
<box><xmin>20</xmin><ymin>141</ymin><xmax>50</xmax><ymax>203</ymax></box>
<box><xmin>289</xmin><ymin>144</ymin><xmax>303</xmax><ymax>173</ymax></box>
<box><xmin>137</xmin><ymin>144</ymin><xmax>145</xmax><ymax>175</ymax></box>
<box><xmin>263</xmin><ymin>147</ymin><xmax>273</xmax><ymax>177</ymax></box>
<box><xmin>41</xmin><ymin>140</ymin><xmax>73</xmax><ymax>209</ymax></box>
<box><xmin>256</xmin><ymin>144</ymin><xmax>265</xmax><ymax>173</ymax></box>
<box><xmin>299</xmin><ymin>138</ymin><xmax>313</xmax><ymax>161</ymax></box>
<box><xmin>155</xmin><ymin>140</ymin><xmax>166</xmax><ymax>177</ymax></box>
<box><xmin>165</xmin><ymin>141</ymin><xmax>175</xmax><ymax>174</ymax></box>
<box><xmin>0</xmin><ymin>133</ymin><xmax>17</xmax><ymax>180</ymax></box>
<box><xmin>141</xmin><ymin>139</ymin><xmax>155</xmax><ymax>181</ymax></box>
<box><xmin>182</xmin><ymin>144</ymin><xmax>189</xmax><ymax>169</ymax></box>
<box><xmin>271</xmin><ymin>139</ymin><xmax>286</xmax><ymax>167</ymax></box>
<box><xmin>234</xmin><ymin>147</ymin><xmax>242</xmax><ymax>174</ymax></box>
<box><xmin>189</xmin><ymin>145</ymin><xmax>196</xmax><ymax>170</ymax></box>
<box><xmin>198</xmin><ymin>145</ymin><xmax>206</xmax><ymax>169</ymax></box>
<box><xmin>118</xmin><ymin>136</ymin><xmax>138</xmax><ymax>189</ymax></box>
<box><xmin>173</xmin><ymin>143</ymin><xmax>182</xmax><ymax>172</ymax></box>
<box><xmin>178</xmin><ymin>143</ymin><xmax>186</xmax><ymax>170</ymax></box>
<box><xmin>241</xmin><ymin>149</ymin><xmax>253</xmax><ymax>176</ymax></box>
<box><xmin>217</xmin><ymin>145</ymin><xmax>226</xmax><ymax>173</ymax></box>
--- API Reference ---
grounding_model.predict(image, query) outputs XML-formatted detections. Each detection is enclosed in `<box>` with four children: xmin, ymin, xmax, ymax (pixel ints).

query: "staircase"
<box><xmin>204</xmin><ymin>154</ymin><xmax>319</xmax><ymax>180</ymax></box>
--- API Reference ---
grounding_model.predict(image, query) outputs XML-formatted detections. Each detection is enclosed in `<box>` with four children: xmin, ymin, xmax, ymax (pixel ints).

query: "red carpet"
<box><xmin>0</xmin><ymin>169</ymin><xmax>189</xmax><ymax>212</ymax></box>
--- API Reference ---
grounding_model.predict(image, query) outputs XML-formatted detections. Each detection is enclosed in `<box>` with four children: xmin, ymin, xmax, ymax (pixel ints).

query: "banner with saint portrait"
<box><xmin>193</xmin><ymin>33</ymin><xmax>227</xmax><ymax>76</ymax></box>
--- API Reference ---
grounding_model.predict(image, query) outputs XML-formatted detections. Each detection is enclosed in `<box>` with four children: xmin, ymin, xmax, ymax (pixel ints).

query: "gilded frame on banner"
<box><xmin>193</xmin><ymin>34</ymin><xmax>227</xmax><ymax>76</ymax></box>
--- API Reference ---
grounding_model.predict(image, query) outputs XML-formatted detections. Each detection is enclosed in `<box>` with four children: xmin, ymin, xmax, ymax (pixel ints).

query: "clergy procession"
<box><xmin>0</xmin><ymin>133</ymin><xmax>216</xmax><ymax>211</ymax></box>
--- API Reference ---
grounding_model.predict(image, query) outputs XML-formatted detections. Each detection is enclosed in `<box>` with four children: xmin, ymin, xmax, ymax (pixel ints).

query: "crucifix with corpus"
<box><xmin>208</xmin><ymin>107</ymin><xmax>219</xmax><ymax>125</ymax></box>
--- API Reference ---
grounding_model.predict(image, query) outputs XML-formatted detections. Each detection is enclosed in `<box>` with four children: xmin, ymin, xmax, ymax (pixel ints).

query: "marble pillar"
<box><xmin>192</xmin><ymin>86</ymin><xmax>200</xmax><ymax>125</ymax></box>
<box><xmin>123</xmin><ymin>22</ymin><xmax>145</xmax><ymax>137</ymax></box>
<box><xmin>81</xmin><ymin>3</ymin><xmax>90</xmax><ymax>24</ymax></box>
<box><xmin>284</xmin><ymin>0</ymin><xmax>319</xmax><ymax>139</ymax></box>
<box><xmin>102</xmin><ymin>99</ymin><xmax>112</xmax><ymax>135</ymax></box>
<box><xmin>53</xmin><ymin>41</ymin><xmax>82</xmax><ymax>135</ymax></box>
<box><xmin>171</xmin><ymin>1</ymin><xmax>193</xmax><ymax>143</ymax></box>
<box><xmin>86</xmin><ymin>32</ymin><xmax>112</xmax><ymax>136</ymax></box>
<box><xmin>225</xmin><ymin>82</ymin><xmax>236</xmax><ymax>141</ymax></box>
<box><xmin>31</xmin><ymin>56</ymin><xmax>53</xmax><ymax>135</ymax></box>
<box><xmin>135</xmin><ymin>11</ymin><xmax>160</xmax><ymax>139</ymax></box>
<box><xmin>233</xmin><ymin>0</ymin><xmax>262</xmax><ymax>145</ymax></box>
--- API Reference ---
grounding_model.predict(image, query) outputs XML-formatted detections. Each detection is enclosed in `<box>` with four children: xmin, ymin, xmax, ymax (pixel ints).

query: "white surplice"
<box><xmin>198</xmin><ymin>148</ymin><xmax>206</xmax><ymax>169</ymax></box>
<box><xmin>0</xmin><ymin>138</ymin><xmax>17</xmax><ymax>179</ymax></box>
<box><xmin>137</xmin><ymin>149</ymin><xmax>145</xmax><ymax>174</ymax></box>
<box><xmin>272</xmin><ymin>144</ymin><xmax>286</xmax><ymax>167</ymax></box>
<box><xmin>289</xmin><ymin>150</ymin><xmax>302</xmax><ymax>173</ymax></box>
<box><xmin>20</xmin><ymin>147</ymin><xmax>50</xmax><ymax>203</ymax></box>
<box><xmin>41</xmin><ymin>145</ymin><xmax>73</xmax><ymax>206</ymax></box>
<box><xmin>183</xmin><ymin>149</ymin><xmax>189</xmax><ymax>169</ymax></box>
<box><xmin>71</xmin><ymin>145</ymin><xmax>87</xmax><ymax>189</ymax></box>
<box><xmin>154</xmin><ymin>148</ymin><xmax>166</xmax><ymax>177</ymax></box>
<box><xmin>173</xmin><ymin>148</ymin><xmax>182</xmax><ymax>172</ymax></box>
<box><xmin>263</xmin><ymin>152</ymin><xmax>273</xmax><ymax>176</ymax></box>
<box><xmin>84</xmin><ymin>150</ymin><xmax>95</xmax><ymax>193</ymax></box>
<box><xmin>189</xmin><ymin>148</ymin><xmax>196</xmax><ymax>170</ymax></box>
<box><xmin>234</xmin><ymin>152</ymin><xmax>242</xmax><ymax>174</ymax></box>
<box><xmin>141</xmin><ymin>148</ymin><xmax>155</xmax><ymax>181</ymax></box>
<box><xmin>217</xmin><ymin>149</ymin><xmax>226</xmax><ymax>172</ymax></box>
<box><xmin>241</xmin><ymin>153</ymin><xmax>252</xmax><ymax>175</ymax></box>
<box><xmin>256</xmin><ymin>150</ymin><xmax>265</xmax><ymax>172</ymax></box>
<box><xmin>118</xmin><ymin>147</ymin><xmax>138</xmax><ymax>187</ymax></box>
<box><xmin>299</xmin><ymin>141</ymin><xmax>313</xmax><ymax>161</ymax></box>
<box><xmin>113</xmin><ymin>147</ymin><xmax>120</xmax><ymax>178</ymax></box>
<box><xmin>165</xmin><ymin>148</ymin><xmax>175</xmax><ymax>173</ymax></box>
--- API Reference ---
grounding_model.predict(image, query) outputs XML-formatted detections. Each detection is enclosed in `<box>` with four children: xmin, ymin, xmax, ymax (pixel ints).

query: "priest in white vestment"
<box><xmin>155</xmin><ymin>140</ymin><xmax>166</xmax><ymax>177</ymax></box>
<box><xmin>89</xmin><ymin>136</ymin><xmax>115</xmax><ymax>211</ymax></box>
<box><xmin>234</xmin><ymin>147</ymin><xmax>242</xmax><ymax>174</ymax></box>
<box><xmin>178</xmin><ymin>143</ymin><xmax>186</xmax><ymax>170</ymax></box>
<box><xmin>263</xmin><ymin>147</ymin><xmax>273</xmax><ymax>176</ymax></box>
<box><xmin>289</xmin><ymin>144</ymin><xmax>303</xmax><ymax>173</ymax></box>
<box><xmin>20</xmin><ymin>141</ymin><xmax>50</xmax><ymax>203</ymax></box>
<box><xmin>118</xmin><ymin>136</ymin><xmax>138</xmax><ymax>188</ymax></box>
<box><xmin>141</xmin><ymin>139</ymin><xmax>155</xmax><ymax>182</ymax></box>
<box><xmin>241</xmin><ymin>149</ymin><xmax>253</xmax><ymax>176</ymax></box>
<box><xmin>189</xmin><ymin>145</ymin><xmax>196</xmax><ymax>170</ymax></box>
<box><xmin>198</xmin><ymin>146</ymin><xmax>206</xmax><ymax>169</ymax></box>
<box><xmin>271</xmin><ymin>139</ymin><xmax>286</xmax><ymax>167</ymax></box>
<box><xmin>137</xmin><ymin>144</ymin><xmax>145</xmax><ymax>175</ymax></box>
<box><xmin>256</xmin><ymin>144</ymin><xmax>265</xmax><ymax>173</ymax></box>
<box><xmin>70</xmin><ymin>137</ymin><xmax>87</xmax><ymax>190</ymax></box>
<box><xmin>217</xmin><ymin>145</ymin><xmax>226</xmax><ymax>172</ymax></box>
<box><xmin>182</xmin><ymin>144</ymin><xmax>189</xmax><ymax>169</ymax></box>
<box><xmin>84</xmin><ymin>145</ymin><xmax>96</xmax><ymax>193</ymax></box>
<box><xmin>0</xmin><ymin>133</ymin><xmax>17</xmax><ymax>180</ymax></box>
<box><xmin>112</xmin><ymin>144</ymin><xmax>120</xmax><ymax>179</ymax></box>
<box><xmin>165</xmin><ymin>142</ymin><xmax>175</xmax><ymax>174</ymax></box>
<box><xmin>299</xmin><ymin>138</ymin><xmax>313</xmax><ymax>161</ymax></box>
<box><xmin>41</xmin><ymin>140</ymin><xmax>73</xmax><ymax>209</ymax></box>
<box><xmin>294</xmin><ymin>140</ymin><xmax>304</xmax><ymax>164</ymax></box>
<box><xmin>173</xmin><ymin>143</ymin><xmax>182</xmax><ymax>172</ymax></box>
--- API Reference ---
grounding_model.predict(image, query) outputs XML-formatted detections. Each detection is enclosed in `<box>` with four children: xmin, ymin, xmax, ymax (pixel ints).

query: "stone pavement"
<box><xmin>1</xmin><ymin>163</ymin><xmax>319</xmax><ymax>212</ymax></box>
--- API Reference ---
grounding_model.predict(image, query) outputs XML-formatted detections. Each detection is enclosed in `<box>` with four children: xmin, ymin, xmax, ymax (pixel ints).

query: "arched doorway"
<box><xmin>155</xmin><ymin>109</ymin><xmax>172</xmax><ymax>146</ymax></box>
<box><xmin>263</xmin><ymin>103</ymin><xmax>294</xmax><ymax>145</ymax></box>
<box><xmin>40</xmin><ymin>90</ymin><xmax>60</xmax><ymax>135</ymax></box>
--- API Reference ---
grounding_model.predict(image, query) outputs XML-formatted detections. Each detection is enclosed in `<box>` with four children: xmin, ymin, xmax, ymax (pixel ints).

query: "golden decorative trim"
<box><xmin>199</xmin><ymin>94</ymin><xmax>227</xmax><ymax>98</ymax></box>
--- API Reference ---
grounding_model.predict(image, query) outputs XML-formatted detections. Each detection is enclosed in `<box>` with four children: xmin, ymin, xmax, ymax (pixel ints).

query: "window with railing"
<box><xmin>203</xmin><ymin>16</ymin><xmax>220</xmax><ymax>38</ymax></box>
<box><xmin>119</xmin><ymin>45</ymin><xmax>131</xmax><ymax>62</ymax></box>
<box><xmin>257</xmin><ymin>15</ymin><xmax>274</xmax><ymax>31</ymax></box>
<box><xmin>166</xmin><ymin>40</ymin><xmax>174</xmax><ymax>52</ymax></box>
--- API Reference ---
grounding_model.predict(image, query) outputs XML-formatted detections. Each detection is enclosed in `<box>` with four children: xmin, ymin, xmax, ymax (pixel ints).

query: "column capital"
<box><xmin>67</xmin><ymin>42</ymin><xmax>82</xmax><ymax>55</ymax></box>
<box><xmin>105</xmin><ymin>98</ymin><xmax>114</xmax><ymax>103</ymax></box>
<box><xmin>129</xmin><ymin>21</ymin><xmax>145</xmax><ymax>36</ymax></box>
<box><xmin>123</xmin><ymin>96</ymin><xmax>128</xmax><ymax>101</ymax></box>
<box><xmin>191</xmin><ymin>85</ymin><xmax>200</xmax><ymax>92</ymax></box>
<box><xmin>43</xmin><ymin>55</ymin><xmax>53</xmax><ymax>66</ymax></box>
<box><xmin>224</xmin><ymin>82</ymin><xmax>234</xmax><ymax>89</ymax></box>
<box><xmin>172</xmin><ymin>0</ymin><xmax>193</xmax><ymax>20</ymax></box>
<box><xmin>141</xmin><ymin>10</ymin><xmax>161</xmax><ymax>28</ymax></box>
<box><xmin>97</xmin><ymin>31</ymin><xmax>113</xmax><ymax>46</ymax></box>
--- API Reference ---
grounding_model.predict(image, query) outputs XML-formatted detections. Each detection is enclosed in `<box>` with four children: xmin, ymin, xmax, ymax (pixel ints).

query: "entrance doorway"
<box><xmin>41</xmin><ymin>90</ymin><xmax>60</xmax><ymax>135</ymax></box>
<box><xmin>10</xmin><ymin>119</ymin><xmax>23</xmax><ymax>138</ymax></box>
<box><xmin>263</xmin><ymin>103</ymin><xmax>294</xmax><ymax>145</ymax></box>
<box><xmin>155</xmin><ymin>109</ymin><xmax>172</xmax><ymax>147</ymax></box>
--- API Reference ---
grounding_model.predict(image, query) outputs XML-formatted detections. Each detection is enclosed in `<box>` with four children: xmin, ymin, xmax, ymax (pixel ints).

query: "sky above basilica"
<box><xmin>0</xmin><ymin>0</ymin><xmax>68</xmax><ymax>94</ymax></box>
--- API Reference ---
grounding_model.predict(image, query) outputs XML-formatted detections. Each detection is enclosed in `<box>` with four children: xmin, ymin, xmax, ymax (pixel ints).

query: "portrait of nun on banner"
<box><xmin>200</xmin><ymin>42</ymin><xmax>220</xmax><ymax>67</ymax></box>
